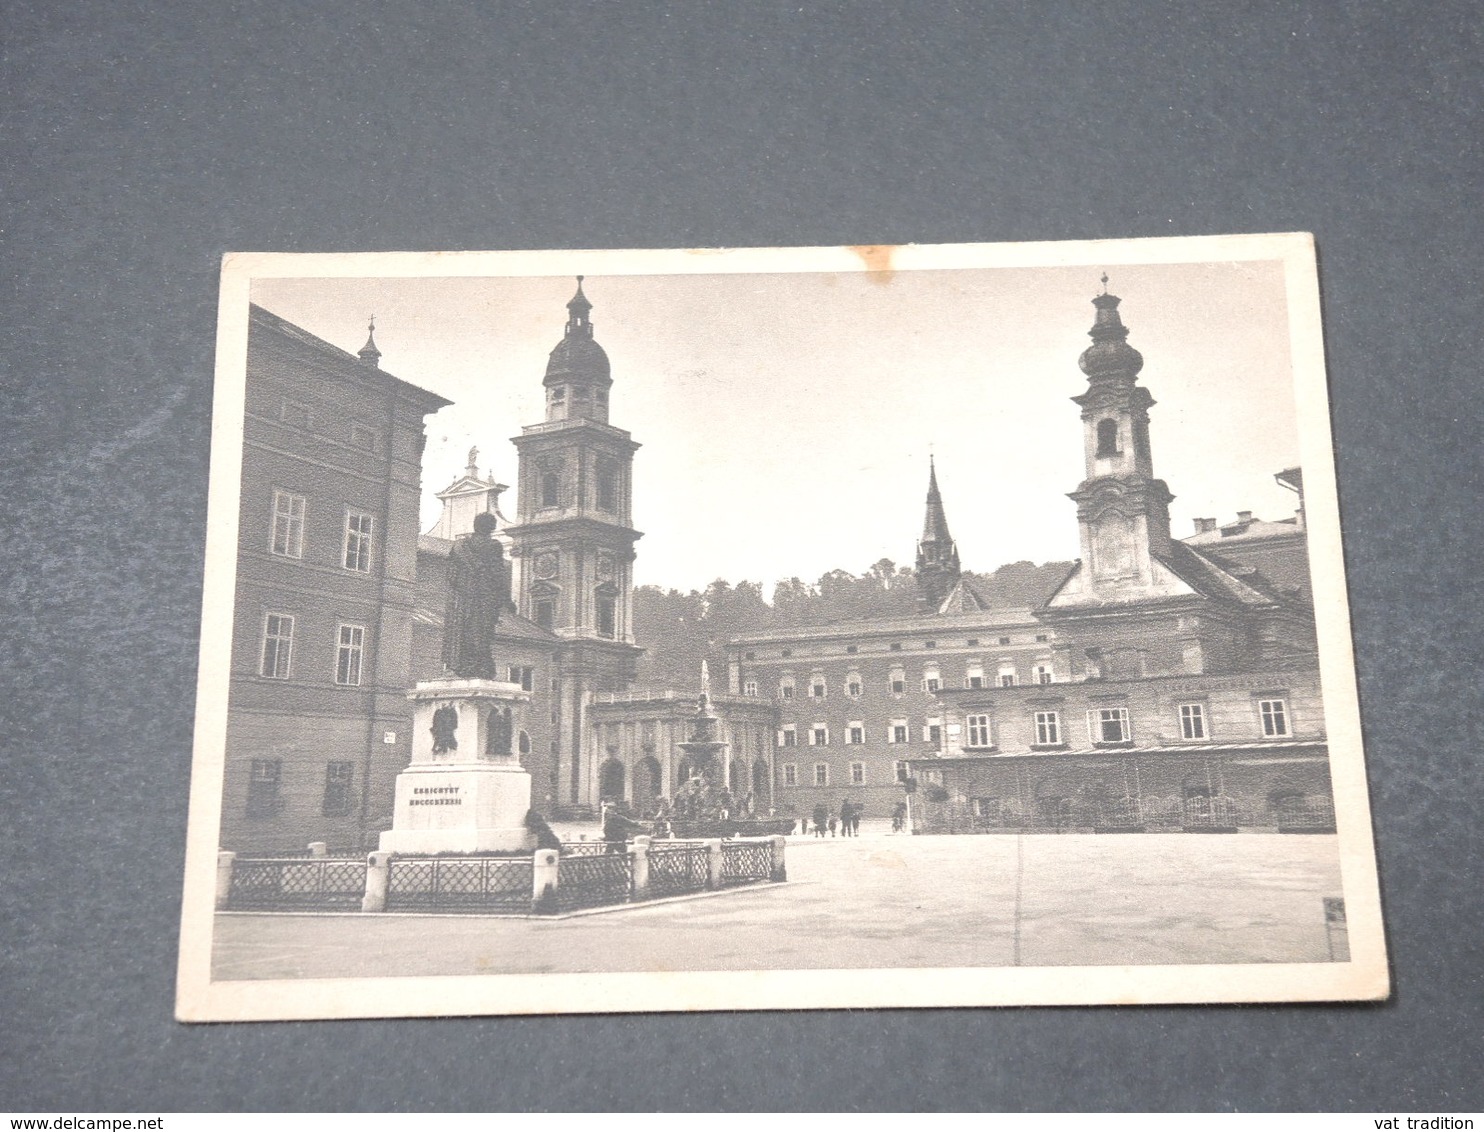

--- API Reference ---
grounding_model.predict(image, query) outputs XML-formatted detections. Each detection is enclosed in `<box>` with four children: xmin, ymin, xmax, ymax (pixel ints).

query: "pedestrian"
<box><xmin>813</xmin><ymin>803</ymin><xmax>828</xmax><ymax>838</ymax></box>
<box><xmin>828</xmin><ymin>814</ymin><xmax>837</xmax><ymax>837</ymax></box>
<box><xmin>851</xmin><ymin>803</ymin><xmax>862</xmax><ymax>836</ymax></box>
<box><xmin>840</xmin><ymin>800</ymin><xmax>854</xmax><ymax>838</ymax></box>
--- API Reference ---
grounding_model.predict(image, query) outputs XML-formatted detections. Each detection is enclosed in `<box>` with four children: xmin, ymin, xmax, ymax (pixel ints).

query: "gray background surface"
<box><xmin>2</xmin><ymin>0</ymin><xmax>1480</xmax><ymax>1112</ymax></box>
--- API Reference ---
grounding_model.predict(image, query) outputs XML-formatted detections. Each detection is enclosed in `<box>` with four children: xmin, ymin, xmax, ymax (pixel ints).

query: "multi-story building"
<box><xmin>726</xmin><ymin>607</ymin><xmax>1065</xmax><ymax>821</ymax></box>
<box><xmin>221</xmin><ymin>306</ymin><xmax>450</xmax><ymax>853</ymax></box>
<box><xmin>914</xmin><ymin>284</ymin><xmax>1329</xmax><ymax>831</ymax></box>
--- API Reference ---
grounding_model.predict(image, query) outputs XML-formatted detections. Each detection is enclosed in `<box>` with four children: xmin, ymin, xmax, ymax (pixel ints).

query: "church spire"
<box><xmin>915</xmin><ymin>456</ymin><xmax>962</xmax><ymax>610</ymax></box>
<box><xmin>357</xmin><ymin>316</ymin><xmax>381</xmax><ymax>368</ymax></box>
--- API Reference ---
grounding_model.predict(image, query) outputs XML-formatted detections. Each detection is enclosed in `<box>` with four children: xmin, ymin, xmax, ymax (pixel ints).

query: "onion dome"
<box><xmin>544</xmin><ymin>276</ymin><xmax>611</xmax><ymax>387</ymax></box>
<box><xmin>1078</xmin><ymin>276</ymin><xmax>1144</xmax><ymax>380</ymax></box>
<box><xmin>357</xmin><ymin>316</ymin><xmax>381</xmax><ymax>367</ymax></box>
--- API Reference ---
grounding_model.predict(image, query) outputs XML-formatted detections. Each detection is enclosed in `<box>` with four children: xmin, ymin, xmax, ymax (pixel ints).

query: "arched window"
<box><xmin>540</xmin><ymin>471</ymin><xmax>560</xmax><ymax>509</ymax></box>
<box><xmin>1096</xmin><ymin>418</ymin><xmax>1120</xmax><ymax>458</ymax></box>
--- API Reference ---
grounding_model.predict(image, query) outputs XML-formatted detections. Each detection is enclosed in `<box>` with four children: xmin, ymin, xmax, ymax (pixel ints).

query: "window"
<box><xmin>1034</xmin><ymin>664</ymin><xmax>1054</xmax><ymax>685</ymax></box>
<box><xmin>1089</xmin><ymin>707</ymin><xmax>1131</xmax><ymax>744</ymax></box>
<box><xmin>810</xmin><ymin>725</ymin><xmax>829</xmax><ymax>747</ymax></box>
<box><xmin>846</xmin><ymin>672</ymin><xmax>862</xmax><ymax>697</ymax></box>
<box><xmin>781</xmin><ymin>649</ymin><xmax>792</xmax><ymax>658</ymax></box>
<box><xmin>246</xmin><ymin>759</ymin><xmax>282</xmax><ymax>817</ymax></box>
<box><xmin>925</xmin><ymin>719</ymin><xmax>942</xmax><ymax>744</ymax></box>
<box><xmin>260</xmin><ymin>613</ymin><xmax>294</xmax><ymax>679</ymax></box>
<box><xmin>540</xmin><ymin>471</ymin><xmax>560</xmax><ymax>508</ymax></box>
<box><xmin>335</xmin><ymin>624</ymin><xmax>365</xmax><ymax>685</ymax></box>
<box><xmin>1035</xmin><ymin>634</ymin><xmax>1049</xmax><ymax>643</ymax></box>
<box><xmin>782</xmin><ymin>763</ymin><xmax>798</xmax><ymax>787</ymax></box>
<box><xmin>965</xmin><ymin>662</ymin><xmax>984</xmax><ymax>689</ymax></box>
<box><xmin>595</xmin><ymin>464</ymin><xmax>618</xmax><ymax>511</ymax></box>
<box><xmin>922</xmin><ymin>667</ymin><xmax>941</xmax><ymax>693</ymax></box>
<box><xmin>889</xmin><ymin>642</ymin><xmax>902</xmax><ymax>651</ymax></box>
<box><xmin>1259</xmin><ymin>698</ymin><xmax>1290</xmax><ymax>737</ymax></box>
<box><xmin>321</xmin><ymin>761</ymin><xmax>354</xmax><ymax>816</ymax></box>
<box><xmin>889</xmin><ymin>719</ymin><xmax>908</xmax><ymax>744</ymax></box>
<box><xmin>533</xmin><ymin>600</ymin><xmax>555</xmax><ymax>630</ymax></box>
<box><xmin>924</xmin><ymin>640</ymin><xmax>937</xmax><ymax>649</ymax></box>
<box><xmin>506</xmin><ymin>665</ymin><xmax>535</xmax><ymax>692</ymax></box>
<box><xmin>779</xmin><ymin>678</ymin><xmax>795</xmax><ymax>701</ymax></box>
<box><xmin>847</xmin><ymin>722</ymin><xmax>864</xmax><ymax>745</ymax></box>
<box><xmin>966</xmin><ymin>713</ymin><xmax>993</xmax><ymax>749</ymax></box>
<box><xmin>342</xmin><ymin>511</ymin><xmax>374</xmax><ymax>572</ymax></box>
<box><xmin>271</xmin><ymin>490</ymin><xmax>306</xmax><ymax>558</ymax></box>
<box><xmin>998</xmin><ymin>636</ymin><xmax>1011</xmax><ymax>646</ymax></box>
<box><xmin>743</xmin><ymin>679</ymin><xmax>758</xmax><ymax>697</ymax></box>
<box><xmin>846</xmin><ymin>645</ymin><xmax>858</xmax><ymax>654</ymax></box>
<box><xmin>999</xmin><ymin>666</ymin><xmax>1017</xmax><ymax>687</ymax></box>
<box><xmin>814</xmin><ymin>763</ymin><xmax>829</xmax><ymax>787</ymax></box>
<box><xmin>1096</xmin><ymin>417</ymin><xmax>1120</xmax><ymax>458</ymax></box>
<box><xmin>745</xmin><ymin>651</ymin><xmax>756</xmax><ymax>660</ymax></box>
<box><xmin>890</xmin><ymin>667</ymin><xmax>906</xmax><ymax>695</ymax></box>
<box><xmin>895</xmin><ymin>761</ymin><xmax>910</xmax><ymax>783</ymax></box>
<box><xmin>1034</xmin><ymin>710</ymin><xmax>1061</xmax><ymax>746</ymax></box>
<box><xmin>779</xmin><ymin>726</ymin><xmax>797</xmax><ymax>747</ymax></box>
<box><xmin>596</xmin><ymin>594</ymin><xmax>616</xmax><ymax>638</ymax></box>
<box><xmin>1179</xmin><ymin>702</ymin><xmax>1207</xmax><ymax>740</ymax></box>
<box><xmin>850</xmin><ymin>762</ymin><xmax>865</xmax><ymax>785</ymax></box>
<box><xmin>967</xmin><ymin>638</ymin><xmax>980</xmax><ymax>647</ymax></box>
<box><xmin>809</xmin><ymin>675</ymin><xmax>827</xmax><ymax>699</ymax></box>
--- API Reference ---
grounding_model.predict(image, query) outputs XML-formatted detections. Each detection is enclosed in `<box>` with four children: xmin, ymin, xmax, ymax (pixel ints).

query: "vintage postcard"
<box><xmin>177</xmin><ymin>235</ymin><xmax>1388</xmax><ymax>1021</ymax></box>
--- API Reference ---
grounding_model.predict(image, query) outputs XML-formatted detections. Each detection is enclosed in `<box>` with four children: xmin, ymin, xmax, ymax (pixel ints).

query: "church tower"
<box><xmin>915</xmin><ymin>456</ymin><xmax>962</xmax><ymax>610</ymax></box>
<box><xmin>506</xmin><ymin>279</ymin><xmax>643</xmax><ymax>807</ymax></box>
<box><xmin>1064</xmin><ymin>277</ymin><xmax>1176</xmax><ymax>596</ymax></box>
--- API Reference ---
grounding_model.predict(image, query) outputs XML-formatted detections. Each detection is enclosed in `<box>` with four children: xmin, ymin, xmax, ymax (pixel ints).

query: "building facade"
<box><xmin>913</xmin><ymin>284</ymin><xmax>1329</xmax><ymax>831</ymax></box>
<box><xmin>221</xmin><ymin>307</ymin><xmax>450</xmax><ymax>853</ymax></box>
<box><xmin>726</xmin><ymin>282</ymin><xmax>1330</xmax><ymax>833</ymax></box>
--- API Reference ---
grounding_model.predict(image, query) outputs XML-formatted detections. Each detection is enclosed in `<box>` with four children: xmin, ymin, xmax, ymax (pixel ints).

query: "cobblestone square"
<box><xmin>211</xmin><ymin>828</ymin><xmax>1345</xmax><ymax>981</ymax></box>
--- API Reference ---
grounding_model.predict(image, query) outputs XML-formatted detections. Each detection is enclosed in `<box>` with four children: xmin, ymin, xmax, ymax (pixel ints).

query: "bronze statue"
<box><xmin>431</xmin><ymin>703</ymin><xmax>459</xmax><ymax>754</ymax></box>
<box><xmin>442</xmin><ymin>511</ymin><xmax>510</xmax><ymax>679</ymax></box>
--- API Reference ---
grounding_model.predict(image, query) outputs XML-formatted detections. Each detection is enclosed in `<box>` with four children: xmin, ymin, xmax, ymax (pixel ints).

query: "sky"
<box><xmin>251</xmin><ymin>255</ymin><xmax>1303</xmax><ymax>594</ymax></box>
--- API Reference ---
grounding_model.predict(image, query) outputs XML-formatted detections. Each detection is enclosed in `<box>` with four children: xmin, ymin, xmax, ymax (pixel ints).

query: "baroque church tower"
<box><xmin>915</xmin><ymin>456</ymin><xmax>962</xmax><ymax>610</ymax></box>
<box><xmin>507</xmin><ymin>279</ymin><xmax>643</xmax><ymax>805</ymax></box>
<box><xmin>1040</xmin><ymin>279</ymin><xmax>1315</xmax><ymax>678</ymax></box>
<box><xmin>1065</xmin><ymin>276</ymin><xmax>1176</xmax><ymax>593</ymax></box>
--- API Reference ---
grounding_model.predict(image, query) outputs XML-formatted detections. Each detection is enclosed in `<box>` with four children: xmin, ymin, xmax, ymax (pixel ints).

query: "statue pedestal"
<box><xmin>378</xmin><ymin>677</ymin><xmax>536</xmax><ymax>855</ymax></box>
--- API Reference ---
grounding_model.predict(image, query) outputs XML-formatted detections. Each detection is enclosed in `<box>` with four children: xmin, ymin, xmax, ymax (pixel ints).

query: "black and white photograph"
<box><xmin>176</xmin><ymin>235</ymin><xmax>1387</xmax><ymax>1021</ymax></box>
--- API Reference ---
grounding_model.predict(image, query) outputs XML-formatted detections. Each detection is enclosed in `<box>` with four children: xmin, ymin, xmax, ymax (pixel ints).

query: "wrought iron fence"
<box><xmin>646</xmin><ymin>841</ymin><xmax>710</xmax><ymax>898</ymax></box>
<box><xmin>1181</xmin><ymin>794</ymin><xmax>1240</xmax><ymax>832</ymax></box>
<box><xmin>227</xmin><ymin>857</ymin><xmax>367</xmax><ymax>911</ymax></box>
<box><xmin>1276</xmin><ymin>795</ymin><xmax>1336</xmax><ymax>833</ymax></box>
<box><xmin>555</xmin><ymin>852</ymin><xmax>633</xmax><ymax>912</ymax></box>
<box><xmin>720</xmin><ymin>839</ymin><xmax>773</xmax><ymax>886</ymax></box>
<box><xmin>1093</xmin><ymin>798</ymin><xmax>1146</xmax><ymax>831</ymax></box>
<box><xmin>385</xmin><ymin>856</ymin><xmax>534</xmax><ymax>913</ymax></box>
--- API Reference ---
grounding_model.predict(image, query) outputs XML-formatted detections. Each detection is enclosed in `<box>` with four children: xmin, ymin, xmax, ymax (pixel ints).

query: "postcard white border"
<box><xmin>177</xmin><ymin>234</ymin><xmax>1388</xmax><ymax>1021</ymax></box>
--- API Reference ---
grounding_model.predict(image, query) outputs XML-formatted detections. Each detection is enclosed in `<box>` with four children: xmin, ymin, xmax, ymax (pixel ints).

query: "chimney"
<box><xmin>1236</xmin><ymin>510</ymin><xmax>1253</xmax><ymax>524</ymax></box>
<box><xmin>1193</xmin><ymin>517</ymin><xmax>1216</xmax><ymax>534</ymax></box>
